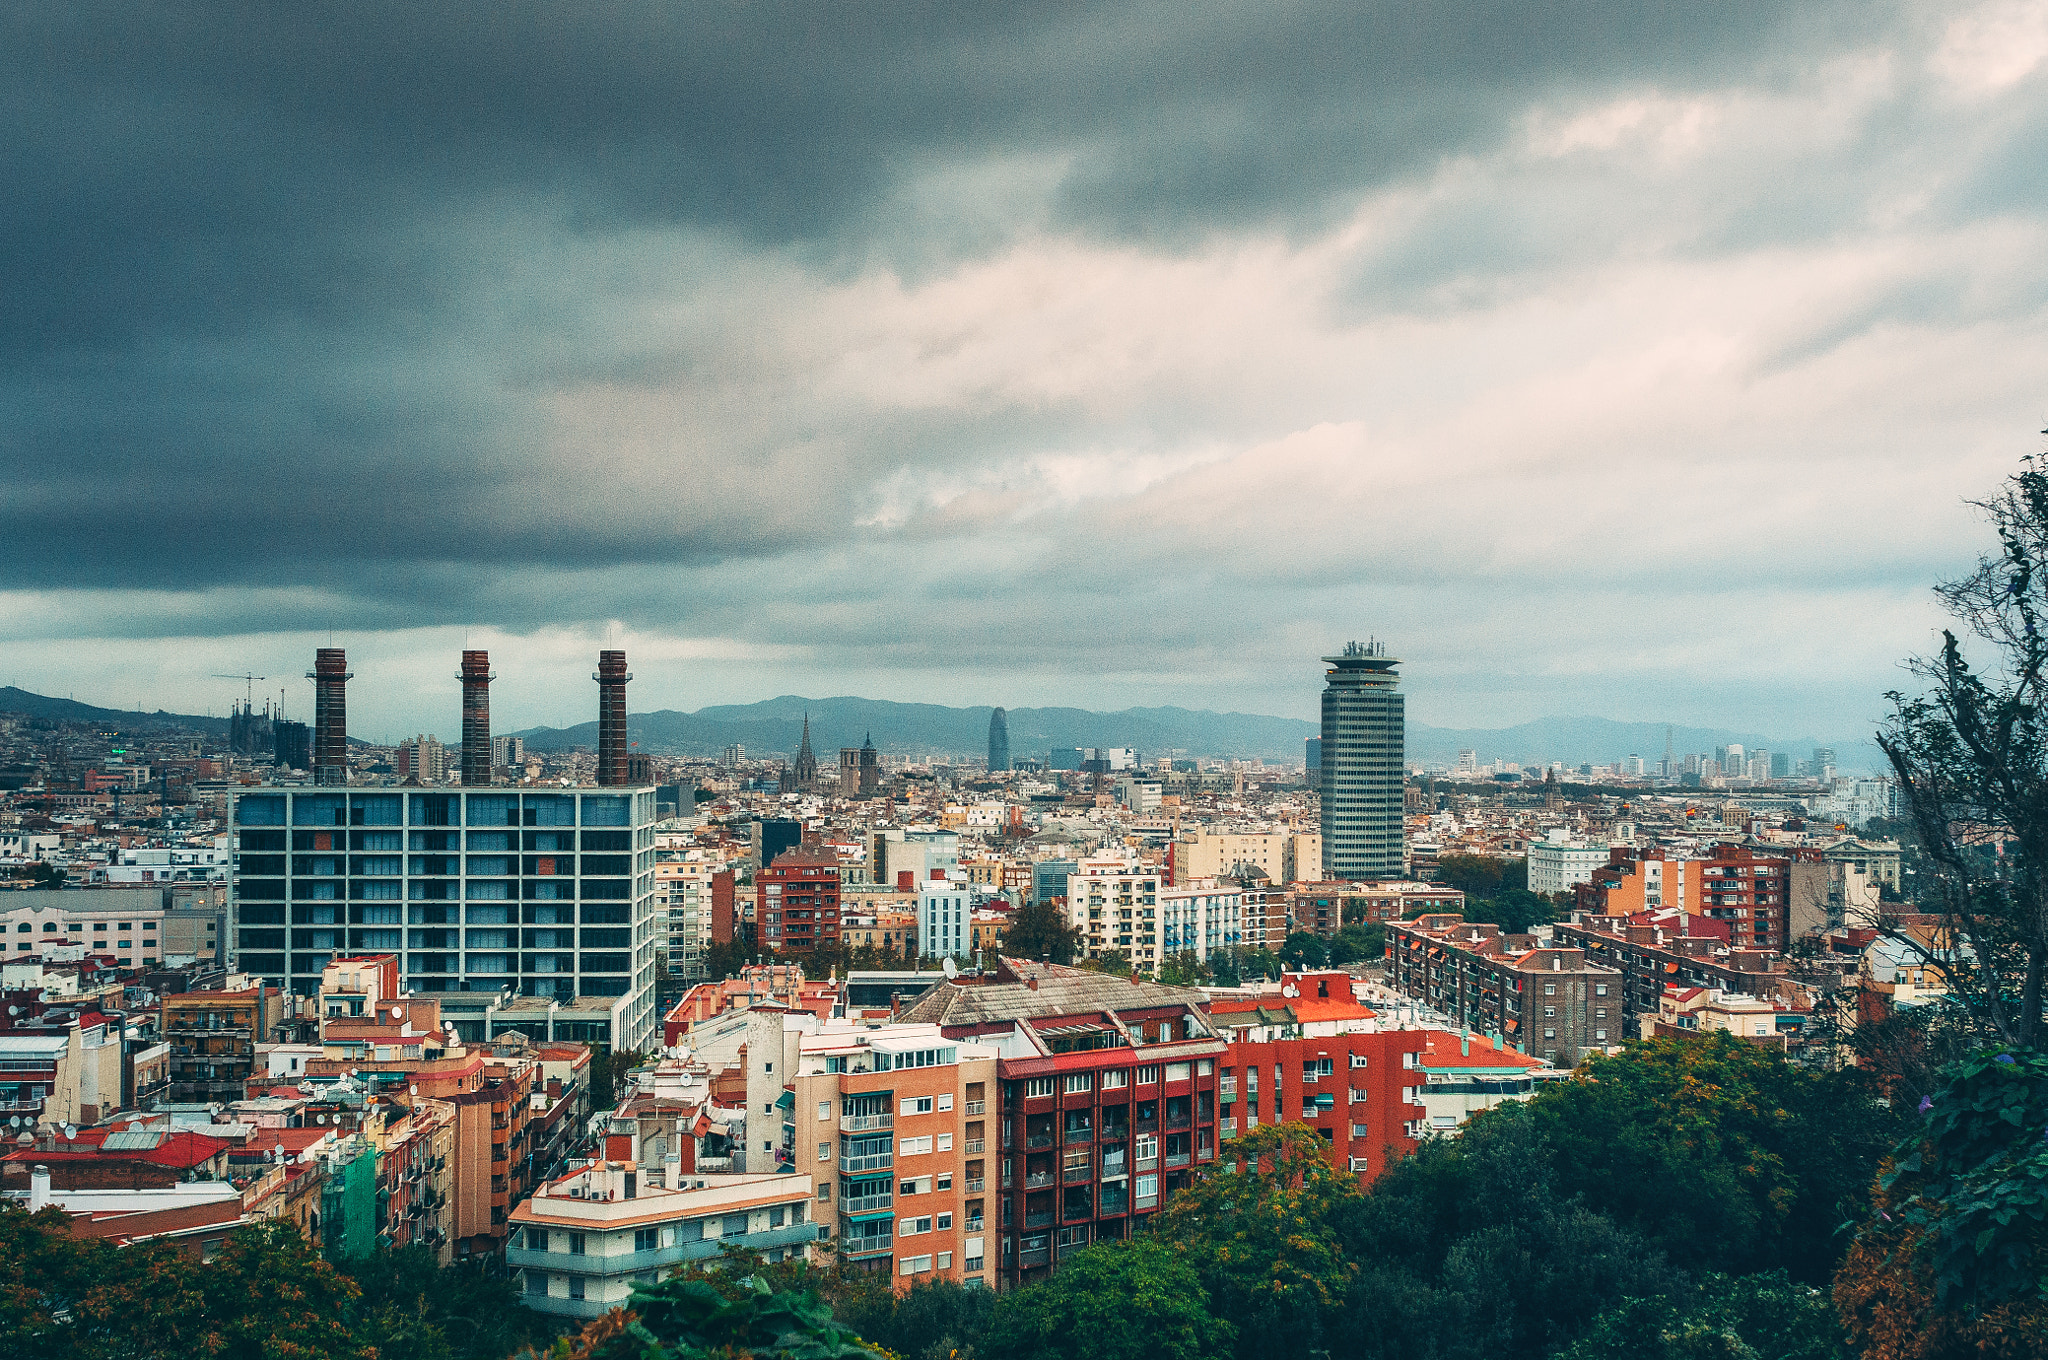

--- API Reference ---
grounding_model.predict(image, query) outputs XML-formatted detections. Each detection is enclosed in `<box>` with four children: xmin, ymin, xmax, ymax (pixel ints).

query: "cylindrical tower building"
<box><xmin>1319</xmin><ymin>642</ymin><xmax>1405</xmax><ymax>880</ymax></box>
<box><xmin>308</xmin><ymin>648</ymin><xmax>353</xmax><ymax>787</ymax></box>
<box><xmin>987</xmin><ymin>707</ymin><xmax>1011</xmax><ymax>772</ymax></box>
<box><xmin>459</xmin><ymin>650</ymin><xmax>494</xmax><ymax>786</ymax></box>
<box><xmin>595</xmin><ymin>649</ymin><xmax>631</xmax><ymax>785</ymax></box>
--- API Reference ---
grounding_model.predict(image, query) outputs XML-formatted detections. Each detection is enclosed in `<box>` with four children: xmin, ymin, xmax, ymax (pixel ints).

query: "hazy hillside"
<box><xmin>0</xmin><ymin>686</ymin><xmax>229</xmax><ymax>734</ymax></box>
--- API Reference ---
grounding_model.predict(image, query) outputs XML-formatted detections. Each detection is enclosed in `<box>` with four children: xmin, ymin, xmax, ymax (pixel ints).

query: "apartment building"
<box><xmin>1550</xmin><ymin>914</ymin><xmax>1793</xmax><ymax>1031</ymax></box>
<box><xmin>1385</xmin><ymin>915</ymin><xmax>1622</xmax><ymax>1065</ymax></box>
<box><xmin>1218</xmin><ymin>1027</ymin><xmax>1426</xmax><ymax>1181</ymax></box>
<box><xmin>1289</xmin><ymin>881</ymin><xmax>1465</xmax><ymax>937</ymax></box>
<box><xmin>790</xmin><ymin>1022</ymin><xmax>998</xmax><ymax>1288</ymax></box>
<box><xmin>918</xmin><ymin>881</ymin><xmax>972</xmax><ymax>961</ymax></box>
<box><xmin>896</xmin><ymin>963</ymin><xmax>1226</xmax><ymax>1287</ymax></box>
<box><xmin>160</xmin><ymin>984</ymin><xmax>285</xmax><ymax>1103</ymax></box>
<box><xmin>1063</xmin><ymin>857</ymin><xmax>1165</xmax><ymax>972</ymax></box>
<box><xmin>1414</xmin><ymin>1031</ymin><xmax>1560</xmax><ymax>1135</ymax></box>
<box><xmin>228</xmin><ymin>787</ymin><xmax>662</xmax><ymax>1049</ymax></box>
<box><xmin>1154</xmin><ymin>881</ymin><xmax>1242</xmax><ymax>965</ymax></box>
<box><xmin>508</xmin><ymin>1162</ymin><xmax>818</xmax><ymax>1320</ymax></box>
<box><xmin>655</xmin><ymin>855</ymin><xmax>719</xmax><ymax>983</ymax></box>
<box><xmin>1573</xmin><ymin>844</ymin><xmax>1820</xmax><ymax>951</ymax></box>
<box><xmin>758</xmin><ymin>846</ymin><xmax>842</xmax><ymax>954</ymax></box>
<box><xmin>1526</xmin><ymin>830</ymin><xmax>1612</xmax><ymax>895</ymax></box>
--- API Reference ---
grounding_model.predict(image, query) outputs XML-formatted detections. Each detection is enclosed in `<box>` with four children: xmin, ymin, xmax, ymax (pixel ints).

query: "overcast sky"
<box><xmin>4</xmin><ymin>2</ymin><xmax>2046</xmax><ymax>744</ymax></box>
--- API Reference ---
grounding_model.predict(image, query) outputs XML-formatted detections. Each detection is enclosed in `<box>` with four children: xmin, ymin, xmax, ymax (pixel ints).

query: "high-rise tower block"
<box><xmin>1319</xmin><ymin>642</ymin><xmax>1405</xmax><ymax>880</ymax></box>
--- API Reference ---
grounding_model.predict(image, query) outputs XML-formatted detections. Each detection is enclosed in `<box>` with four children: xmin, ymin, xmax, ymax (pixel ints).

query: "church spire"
<box><xmin>794</xmin><ymin>710</ymin><xmax>819</xmax><ymax>789</ymax></box>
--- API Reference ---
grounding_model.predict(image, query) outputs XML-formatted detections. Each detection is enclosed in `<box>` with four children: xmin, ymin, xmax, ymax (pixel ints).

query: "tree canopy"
<box><xmin>980</xmin><ymin>1240</ymin><xmax>1232</xmax><ymax>1360</ymax></box>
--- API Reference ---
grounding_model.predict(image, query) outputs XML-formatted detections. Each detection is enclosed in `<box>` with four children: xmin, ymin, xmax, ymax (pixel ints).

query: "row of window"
<box><xmin>1019</xmin><ymin>1057</ymin><xmax>1211</xmax><ymax>1098</ymax></box>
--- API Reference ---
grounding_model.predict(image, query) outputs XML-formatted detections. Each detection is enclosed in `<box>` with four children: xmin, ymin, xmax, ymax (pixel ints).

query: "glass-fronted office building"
<box><xmin>1319</xmin><ymin>645</ymin><xmax>1405</xmax><ymax>881</ymax></box>
<box><xmin>229</xmin><ymin>787</ymin><xmax>660</xmax><ymax>1049</ymax></box>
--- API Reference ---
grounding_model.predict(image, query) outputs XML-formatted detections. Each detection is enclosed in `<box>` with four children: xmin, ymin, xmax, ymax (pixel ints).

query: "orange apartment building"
<box><xmin>1573</xmin><ymin>845</ymin><xmax>1823</xmax><ymax>951</ymax></box>
<box><xmin>160</xmin><ymin>984</ymin><xmax>285</xmax><ymax>1104</ymax></box>
<box><xmin>789</xmin><ymin>1021</ymin><xmax>998</xmax><ymax>1289</ymax></box>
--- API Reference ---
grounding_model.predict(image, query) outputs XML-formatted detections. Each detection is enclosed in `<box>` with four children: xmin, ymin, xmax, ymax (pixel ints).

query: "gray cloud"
<box><xmin>0</xmin><ymin>0</ymin><xmax>2038</xmax><ymax>740</ymax></box>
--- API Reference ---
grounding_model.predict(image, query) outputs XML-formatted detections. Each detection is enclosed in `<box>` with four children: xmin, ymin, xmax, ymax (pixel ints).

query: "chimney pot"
<box><xmin>29</xmin><ymin>1164</ymin><xmax>50</xmax><ymax>1213</ymax></box>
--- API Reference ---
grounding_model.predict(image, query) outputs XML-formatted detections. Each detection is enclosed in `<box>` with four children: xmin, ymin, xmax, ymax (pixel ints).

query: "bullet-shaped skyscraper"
<box><xmin>987</xmin><ymin>707</ymin><xmax>1010</xmax><ymax>772</ymax></box>
<box><xmin>459</xmin><ymin>650</ymin><xmax>494</xmax><ymax>786</ymax></box>
<box><xmin>1319</xmin><ymin>642</ymin><xmax>1404</xmax><ymax>880</ymax></box>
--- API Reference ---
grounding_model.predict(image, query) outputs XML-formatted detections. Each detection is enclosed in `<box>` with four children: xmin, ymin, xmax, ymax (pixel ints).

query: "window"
<box><xmin>1594</xmin><ymin>984</ymin><xmax>1608</xmax><ymax>996</ymax></box>
<box><xmin>568</xmin><ymin>1233</ymin><xmax>586</xmax><ymax>1255</ymax></box>
<box><xmin>771</xmin><ymin>1206</ymin><xmax>786</xmax><ymax>1227</ymax></box>
<box><xmin>1543</xmin><ymin>1028</ymin><xmax>1557</xmax><ymax>1040</ymax></box>
<box><xmin>1544</xmin><ymin>983</ymin><xmax>1557</xmax><ymax>996</ymax></box>
<box><xmin>937</xmin><ymin>1212</ymin><xmax>953</xmax><ymax>1230</ymax></box>
<box><xmin>1137</xmin><ymin>1065</ymin><xmax>1161</xmax><ymax>1084</ymax></box>
<box><xmin>900</xmin><ymin>1177</ymin><xmax>930</xmax><ymax>1196</ymax></box>
<box><xmin>901</xmin><ymin>1136</ymin><xmax>933</xmax><ymax>1156</ymax></box>
<box><xmin>722</xmin><ymin>1214</ymin><xmax>749</xmax><ymax>1237</ymax></box>
<box><xmin>819</xmin><ymin>1142</ymin><xmax>830</xmax><ymax>1162</ymax></box>
<box><xmin>1543</xmin><ymin>1007</ymin><xmax>1556</xmax><ymax>1018</ymax></box>
<box><xmin>819</xmin><ymin>1101</ymin><xmax>831</xmax><ymax>1122</ymax></box>
<box><xmin>635</xmin><ymin>1228</ymin><xmax>658</xmax><ymax>1252</ymax></box>
<box><xmin>1063</xmin><ymin>1073</ymin><xmax>1091</xmax><ymax>1094</ymax></box>
<box><xmin>902</xmin><ymin>1096</ymin><xmax>934</xmax><ymax>1116</ymax></box>
<box><xmin>1024</xmin><ymin>1077</ymin><xmax>1055</xmax><ymax>1098</ymax></box>
<box><xmin>937</xmin><ymin>1093</ymin><xmax>953</xmax><ymax>1111</ymax></box>
<box><xmin>939</xmin><ymin>1251</ymin><xmax>954</xmax><ymax>1270</ymax></box>
<box><xmin>1349</xmin><ymin>1053</ymin><xmax>1369</xmax><ymax>1068</ymax></box>
<box><xmin>1101</xmin><ymin>1069</ymin><xmax>1128</xmax><ymax>1089</ymax></box>
<box><xmin>525</xmin><ymin>1272</ymin><xmax>546</xmax><ymax>1295</ymax></box>
<box><xmin>1594</xmin><ymin>1029</ymin><xmax>1608</xmax><ymax>1041</ymax></box>
<box><xmin>568</xmin><ymin>1277</ymin><xmax>585</xmax><ymax>1301</ymax></box>
<box><xmin>901</xmin><ymin>1216</ymin><xmax>933</xmax><ymax>1236</ymax></box>
<box><xmin>936</xmin><ymin>1133</ymin><xmax>953</xmax><ymax>1152</ymax></box>
<box><xmin>1351</xmin><ymin>1124</ymin><xmax>1368</xmax><ymax>1138</ymax></box>
<box><xmin>525</xmin><ymin>1228</ymin><xmax>550</xmax><ymax>1251</ymax></box>
<box><xmin>818</xmin><ymin>1183</ymin><xmax>831</xmax><ymax>1201</ymax></box>
<box><xmin>900</xmin><ymin>1255</ymin><xmax>932</xmax><ymax>1275</ymax></box>
<box><xmin>936</xmin><ymin>1173</ymin><xmax>952</xmax><ymax>1191</ymax></box>
<box><xmin>1594</xmin><ymin>1008</ymin><xmax>1607</xmax><ymax>1020</ymax></box>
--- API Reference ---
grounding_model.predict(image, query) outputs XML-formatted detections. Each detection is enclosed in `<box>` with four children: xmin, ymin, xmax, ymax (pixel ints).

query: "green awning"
<box><xmin>841</xmin><ymin>1208</ymin><xmax>894</xmax><ymax>1223</ymax></box>
<box><xmin>775</xmin><ymin>1090</ymin><xmax>795</xmax><ymax>1109</ymax></box>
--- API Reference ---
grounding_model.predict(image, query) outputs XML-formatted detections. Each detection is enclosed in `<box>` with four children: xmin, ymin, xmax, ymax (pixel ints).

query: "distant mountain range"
<box><xmin>0</xmin><ymin>686</ymin><xmax>229</xmax><ymax>734</ymax></box>
<box><xmin>0</xmin><ymin>685</ymin><xmax>1879</xmax><ymax>771</ymax></box>
<box><xmin>511</xmin><ymin>695</ymin><xmax>1881</xmax><ymax>771</ymax></box>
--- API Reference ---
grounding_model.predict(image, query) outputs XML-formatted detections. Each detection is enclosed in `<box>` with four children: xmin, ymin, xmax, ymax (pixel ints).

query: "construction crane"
<box><xmin>214</xmin><ymin>673</ymin><xmax>268</xmax><ymax>709</ymax></box>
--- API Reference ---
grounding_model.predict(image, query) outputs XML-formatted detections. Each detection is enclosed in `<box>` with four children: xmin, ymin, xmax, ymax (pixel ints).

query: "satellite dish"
<box><xmin>62</xmin><ymin>1125</ymin><xmax>76</xmax><ymax>1140</ymax></box>
<box><xmin>5</xmin><ymin>1007</ymin><xmax>15</xmax><ymax>1017</ymax></box>
<box><xmin>941</xmin><ymin>957</ymin><xmax>958</xmax><ymax>979</ymax></box>
<box><xmin>391</xmin><ymin>1007</ymin><xmax>403</xmax><ymax>1020</ymax></box>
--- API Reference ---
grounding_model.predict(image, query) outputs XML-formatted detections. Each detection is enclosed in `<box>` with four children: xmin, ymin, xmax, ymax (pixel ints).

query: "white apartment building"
<box><xmin>1156</xmin><ymin>882</ymin><xmax>1242</xmax><ymax>964</ymax></box>
<box><xmin>1525</xmin><ymin>830</ymin><xmax>1612</xmax><ymax>896</ymax></box>
<box><xmin>1065</xmin><ymin>857</ymin><xmax>1165</xmax><ymax>972</ymax></box>
<box><xmin>508</xmin><ymin>1162</ymin><xmax>817</xmax><ymax>1319</ymax></box>
<box><xmin>918</xmin><ymin>881</ymin><xmax>972</xmax><ymax>960</ymax></box>
<box><xmin>655</xmin><ymin>855</ymin><xmax>720</xmax><ymax>982</ymax></box>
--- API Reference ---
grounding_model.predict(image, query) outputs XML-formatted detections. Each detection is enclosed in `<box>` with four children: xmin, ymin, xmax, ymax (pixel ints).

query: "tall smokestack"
<box><xmin>459</xmin><ymin>650</ymin><xmax>494</xmax><ymax>786</ymax></box>
<box><xmin>596</xmin><ymin>649</ymin><xmax>631</xmax><ymax>785</ymax></box>
<box><xmin>309</xmin><ymin>648</ymin><xmax>352</xmax><ymax>786</ymax></box>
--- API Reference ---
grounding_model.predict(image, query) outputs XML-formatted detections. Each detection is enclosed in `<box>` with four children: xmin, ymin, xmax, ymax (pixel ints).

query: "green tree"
<box><xmin>1279</xmin><ymin>932</ymin><xmax>1329</xmax><ymax>970</ymax></box>
<box><xmin>588</xmin><ymin>1048</ymin><xmax>643</xmax><ymax>1113</ymax></box>
<box><xmin>1435</xmin><ymin>854</ymin><xmax>1522</xmax><ymax>900</ymax></box>
<box><xmin>1560</xmin><ymin>1273</ymin><xmax>1850</xmax><ymax>1360</ymax></box>
<box><xmin>550</xmin><ymin>1274</ymin><xmax>886</xmax><ymax>1360</ymax></box>
<box><xmin>981</xmin><ymin>1241</ymin><xmax>1232</xmax><ymax>1360</ymax></box>
<box><xmin>1523</xmin><ymin>1033</ymin><xmax>1898</xmax><ymax>1281</ymax></box>
<box><xmin>701</xmin><ymin>939</ymin><xmax>751</xmax><ymax>982</ymax></box>
<box><xmin>1156</xmin><ymin>951</ymin><xmax>1209</xmax><ymax>987</ymax></box>
<box><xmin>1877</xmin><ymin>452</ymin><xmax>2048</xmax><ymax>1048</ymax></box>
<box><xmin>1149</xmin><ymin>1122</ymin><xmax>1358</xmax><ymax>1360</ymax></box>
<box><xmin>342</xmin><ymin>1247</ymin><xmax>556</xmax><ymax>1360</ymax></box>
<box><xmin>1076</xmin><ymin>948</ymin><xmax>1132</xmax><ymax>976</ymax></box>
<box><xmin>1327</xmin><ymin>921</ymin><xmax>1384</xmax><ymax>965</ymax></box>
<box><xmin>1002</xmin><ymin>899</ymin><xmax>1080</xmax><ymax>965</ymax></box>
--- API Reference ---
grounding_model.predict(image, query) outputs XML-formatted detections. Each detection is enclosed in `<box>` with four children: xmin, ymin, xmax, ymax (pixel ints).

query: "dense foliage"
<box><xmin>1432</xmin><ymin>854</ymin><xmax>1556</xmax><ymax>933</ymax></box>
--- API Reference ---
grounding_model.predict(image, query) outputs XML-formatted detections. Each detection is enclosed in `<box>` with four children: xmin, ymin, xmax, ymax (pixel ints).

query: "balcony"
<box><xmin>1023</xmin><ymin>1171</ymin><xmax>1055</xmax><ymax>1189</ymax></box>
<box><xmin>965</xmin><ymin>1100</ymin><xmax>985</xmax><ymax>1115</ymax></box>
<box><xmin>1023</xmin><ymin>1211</ymin><xmax>1054</xmax><ymax>1228</ymax></box>
<box><xmin>1064</xmin><ymin>1127</ymin><xmax>1093</xmax><ymax>1145</ymax></box>
<box><xmin>840</xmin><ymin>1152</ymin><xmax>892</xmax><ymax>1174</ymax></box>
<box><xmin>1165</xmin><ymin>1153</ymin><xmax>1191</xmax><ymax>1168</ymax></box>
<box><xmin>965</xmin><ymin>1176</ymin><xmax>985</xmax><ymax>1193</ymax></box>
<box><xmin>964</xmin><ymin>1138</ymin><xmax>985</xmax><ymax>1154</ymax></box>
<box><xmin>841</xmin><ymin>1194</ymin><xmax>892</xmax><ymax>1215</ymax></box>
<box><xmin>840</xmin><ymin>1232</ymin><xmax>895</xmax><ymax>1260</ymax></box>
<box><xmin>1019</xmin><ymin>1247</ymin><xmax>1050</xmax><ymax>1268</ymax></box>
<box><xmin>841</xmin><ymin>1113</ymin><xmax>893</xmax><ymax>1133</ymax></box>
<box><xmin>1063</xmin><ymin>1165</ymin><xmax>1091</xmax><ymax>1184</ymax></box>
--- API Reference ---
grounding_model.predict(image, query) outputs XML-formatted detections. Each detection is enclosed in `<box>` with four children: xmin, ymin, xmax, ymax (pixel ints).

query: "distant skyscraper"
<box><xmin>988</xmin><ymin>707</ymin><xmax>1011</xmax><ymax>771</ymax></box>
<box><xmin>1305</xmin><ymin>736</ymin><xmax>1321</xmax><ymax>776</ymax></box>
<box><xmin>1319</xmin><ymin>642</ymin><xmax>1405</xmax><ymax>882</ymax></box>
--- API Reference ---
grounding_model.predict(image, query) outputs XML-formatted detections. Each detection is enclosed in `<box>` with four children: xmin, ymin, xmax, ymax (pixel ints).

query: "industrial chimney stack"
<box><xmin>595</xmin><ymin>649</ymin><xmax>631</xmax><ymax>785</ymax></box>
<box><xmin>309</xmin><ymin>648</ymin><xmax>353</xmax><ymax>786</ymax></box>
<box><xmin>459</xmin><ymin>650</ymin><xmax>494</xmax><ymax>786</ymax></box>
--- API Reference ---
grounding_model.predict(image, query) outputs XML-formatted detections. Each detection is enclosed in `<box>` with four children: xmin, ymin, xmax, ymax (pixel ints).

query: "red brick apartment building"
<box><xmin>758</xmin><ymin>848</ymin><xmax>842</xmax><ymax>953</ymax></box>
<box><xmin>897</xmin><ymin>960</ymin><xmax>1224</xmax><ymax>1286</ymax></box>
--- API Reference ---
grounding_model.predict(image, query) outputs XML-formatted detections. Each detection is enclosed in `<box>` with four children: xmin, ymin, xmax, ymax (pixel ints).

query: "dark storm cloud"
<box><xmin>0</xmin><ymin>2</ymin><xmax>1905</xmax><ymax>606</ymax></box>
